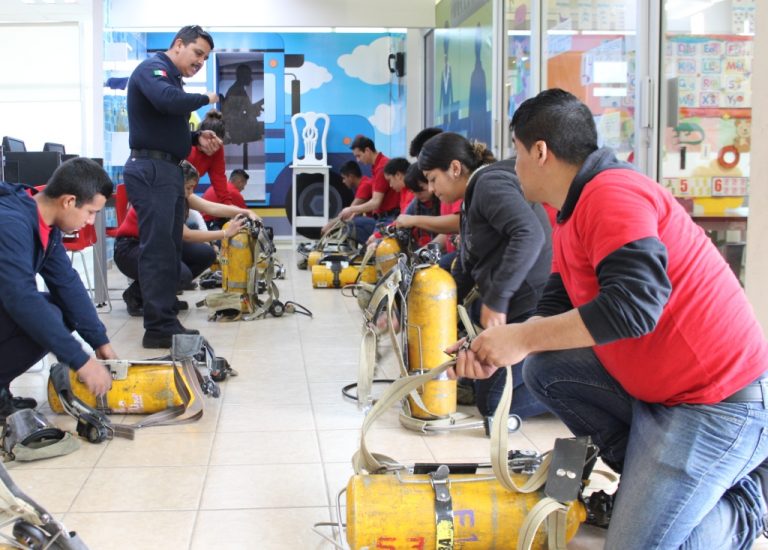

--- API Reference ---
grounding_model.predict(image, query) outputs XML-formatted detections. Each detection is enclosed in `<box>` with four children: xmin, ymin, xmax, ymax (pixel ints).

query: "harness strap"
<box><xmin>516</xmin><ymin>497</ymin><xmax>569</xmax><ymax>550</ymax></box>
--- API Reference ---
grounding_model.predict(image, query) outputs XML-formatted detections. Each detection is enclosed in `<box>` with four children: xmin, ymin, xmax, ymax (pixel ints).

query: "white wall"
<box><xmin>745</xmin><ymin>1</ymin><xmax>767</xmax><ymax>334</ymax></box>
<box><xmin>106</xmin><ymin>0</ymin><xmax>435</xmax><ymax>29</ymax></box>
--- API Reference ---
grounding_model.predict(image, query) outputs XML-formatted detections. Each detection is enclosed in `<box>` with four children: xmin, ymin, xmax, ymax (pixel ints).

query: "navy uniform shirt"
<box><xmin>127</xmin><ymin>52</ymin><xmax>209</xmax><ymax>161</ymax></box>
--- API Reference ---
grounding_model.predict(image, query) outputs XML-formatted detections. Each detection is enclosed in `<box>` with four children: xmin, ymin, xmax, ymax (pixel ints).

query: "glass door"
<box><xmin>659</xmin><ymin>0</ymin><xmax>754</xmax><ymax>282</ymax></box>
<box><xmin>541</xmin><ymin>0</ymin><xmax>639</xmax><ymax>163</ymax></box>
<box><xmin>501</xmin><ymin>0</ymin><xmax>535</xmax><ymax>159</ymax></box>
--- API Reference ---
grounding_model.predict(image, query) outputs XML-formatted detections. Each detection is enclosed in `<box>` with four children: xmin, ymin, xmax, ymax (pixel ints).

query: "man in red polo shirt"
<box><xmin>451</xmin><ymin>89</ymin><xmax>768</xmax><ymax>548</ymax></box>
<box><xmin>338</xmin><ymin>135</ymin><xmax>399</xmax><ymax>244</ymax></box>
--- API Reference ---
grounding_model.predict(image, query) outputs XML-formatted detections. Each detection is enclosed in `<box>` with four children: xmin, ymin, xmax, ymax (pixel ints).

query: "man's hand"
<box><xmin>395</xmin><ymin>214</ymin><xmax>415</xmax><ymax>228</ymax></box>
<box><xmin>77</xmin><ymin>358</ymin><xmax>112</xmax><ymax>397</ymax></box>
<box><xmin>94</xmin><ymin>343</ymin><xmax>118</xmax><ymax>360</ymax></box>
<box><xmin>198</xmin><ymin>129</ymin><xmax>223</xmax><ymax>155</ymax></box>
<box><xmin>339</xmin><ymin>207</ymin><xmax>356</xmax><ymax>222</ymax></box>
<box><xmin>480</xmin><ymin>304</ymin><xmax>506</xmax><ymax>329</ymax></box>
<box><xmin>206</xmin><ymin>92</ymin><xmax>219</xmax><ymax>105</ymax></box>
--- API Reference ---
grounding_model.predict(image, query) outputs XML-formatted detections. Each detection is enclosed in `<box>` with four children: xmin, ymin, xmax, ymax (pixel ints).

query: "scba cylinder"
<box><xmin>311</xmin><ymin>262</ymin><xmax>376</xmax><ymax>288</ymax></box>
<box><xmin>406</xmin><ymin>265</ymin><xmax>457</xmax><ymax>418</ymax></box>
<box><xmin>220</xmin><ymin>223</ymin><xmax>252</xmax><ymax>294</ymax></box>
<box><xmin>375</xmin><ymin>237</ymin><xmax>401</xmax><ymax>277</ymax></box>
<box><xmin>307</xmin><ymin>250</ymin><xmax>323</xmax><ymax>269</ymax></box>
<box><xmin>346</xmin><ymin>473</ymin><xmax>586</xmax><ymax>550</ymax></box>
<box><xmin>47</xmin><ymin>363</ymin><xmax>190</xmax><ymax>414</ymax></box>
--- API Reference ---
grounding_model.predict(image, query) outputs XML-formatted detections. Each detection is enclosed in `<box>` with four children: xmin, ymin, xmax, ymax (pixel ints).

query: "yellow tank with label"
<box><xmin>375</xmin><ymin>237</ymin><xmax>401</xmax><ymax>276</ymax></box>
<box><xmin>47</xmin><ymin>362</ymin><xmax>191</xmax><ymax>414</ymax></box>
<box><xmin>220</xmin><ymin>223</ymin><xmax>252</xmax><ymax>294</ymax></box>
<box><xmin>346</xmin><ymin>473</ymin><xmax>586</xmax><ymax>549</ymax></box>
<box><xmin>307</xmin><ymin>250</ymin><xmax>323</xmax><ymax>269</ymax></box>
<box><xmin>311</xmin><ymin>262</ymin><xmax>376</xmax><ymax>288</ymax></box>
<box><xmin>406</xmin><ymin>265</ymin><xmax>457</xmax><ymax>418</ymax></box>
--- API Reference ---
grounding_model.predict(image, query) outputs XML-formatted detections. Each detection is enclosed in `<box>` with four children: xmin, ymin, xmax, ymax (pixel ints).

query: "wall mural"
<box><xmin>104</xmin><ymin>30</ymin><xmax>406</xmax><ymax>236</ymax></box>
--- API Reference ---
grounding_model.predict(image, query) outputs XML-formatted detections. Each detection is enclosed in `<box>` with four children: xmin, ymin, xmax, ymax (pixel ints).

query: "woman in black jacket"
<box><xmin>419</xmin><ymin>132</ymin><xmax>552</xmax><ymax>419</ymax></box>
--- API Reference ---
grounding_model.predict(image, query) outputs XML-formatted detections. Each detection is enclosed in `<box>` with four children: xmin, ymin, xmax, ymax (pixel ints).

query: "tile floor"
<box><xmin>5</xmin><ymin>244</ymin><xmax>766</xmax><ymax>549</ymax></box>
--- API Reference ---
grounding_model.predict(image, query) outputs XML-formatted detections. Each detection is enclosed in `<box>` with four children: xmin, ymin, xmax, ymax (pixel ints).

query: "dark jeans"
<box><xmin>349</xmin><ymin>214</ymin><xmax>396</xmax><ymax>245</ymax></box>
<box><xmin>523</xmin><ymin>348</ymin><xmax>768</xmax><ymax>548</ymax></box>
<box><xmin>114</xmin><ymin>237</ymin><xmax>216</xmax><ymax>300</ymax></box>
<box><xmin>468</xmin><ymin>303</ymin><xmax>549</xmax><ymax>419</ymax></box>
<box><xmin>0</xmin><ymin>295</ymin><xmax>64</xmax><ymax>388</ymax></box>
<box><xmin>123</xmin><ymin>157</ymin><xmax>185</xmax><ymax>333</ymax></box>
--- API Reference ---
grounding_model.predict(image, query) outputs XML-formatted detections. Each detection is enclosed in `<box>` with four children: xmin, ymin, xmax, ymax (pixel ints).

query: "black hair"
<box><xmin>230</xmin><ymin>168</ymin><xmax>249</xmax><ymax>182</ymax></box>
<box><xmin>418</xmin><ymin>132</ymin><xmax>495</xmax><ymax>173</ymax></box>
<box><xmin>404</xmin><ymin>163</ymin><xmax>440</xmax><ymax>215</ymax></box>
<box><xmin>409</xmin><ymin>127</ymin><xmax>443</xmax><ymax>158</ymax></box>
<box><xmin>180</xmin><ymin>160</ymin><xmax>200</xmax><ymax>182</ymax></box>
<box><xmin>350</xmin><ymin>135</ymin><xmax>376</xmax><ymax>153</ymax></box>
<box><xmin>43</xmin><ymin>158</ymin><xmax>113</xmax><ymax>206</ymax></box>
<box><xmin>510</xmin><ymin>88</ymin><xmax>598</xmax><ymax>165</ymax></box>
<box><xmin>200</xmin><ymin>109</ymin><xmax>226</xmax><ymax>140</ymax></box>
<box><xmin>383</xmin><ymin>157</ymin><xmax>410</xmax><ymax>176</ymax></box>
<box><xmin>339</xmin><ymin>160</ymin><xmax>362</xmax><ymax>178</ymax></box>
<box><xmin>170</xmin><ymin>25</ymin><xmax>214</xmax><ymax>50</ymax></box>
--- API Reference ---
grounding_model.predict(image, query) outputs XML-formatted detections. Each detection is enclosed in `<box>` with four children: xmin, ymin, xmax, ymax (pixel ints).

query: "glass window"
<box><xmin>503</xmin><ymin>0</ymin><xmax>534</xmax><ymax>158</ymax></box>
<box><xmin>542</xmin><ymin>0</ymin><xmax>638</xmax><ymax>162</ymax></box>
<box><xmin>660</xmin><ymin>0</ymin><xmax>754</xmax><ymax>282</ymax></box>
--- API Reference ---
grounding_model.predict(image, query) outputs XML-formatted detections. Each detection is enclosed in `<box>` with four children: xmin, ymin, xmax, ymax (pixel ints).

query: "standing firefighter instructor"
<box><xmin>124</xmin><ymin>25</ymin><xmax>222</xmax><ymax>349</ymax></box>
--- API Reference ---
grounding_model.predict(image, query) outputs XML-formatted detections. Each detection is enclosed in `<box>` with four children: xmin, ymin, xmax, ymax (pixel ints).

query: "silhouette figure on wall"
<box><xmin>438</xmin><ymin>23</ymin><xmax>455</xmax><ymax>130</ymax></box>
<box><xmin>222</xmin><ymin>64</ymin><xmax>264</xmax><ymax>145</ymax></box>
<box><xmin>468</xmin><ymin>23</ymin><xmax>490</xmax><ymax>146</ymax></box>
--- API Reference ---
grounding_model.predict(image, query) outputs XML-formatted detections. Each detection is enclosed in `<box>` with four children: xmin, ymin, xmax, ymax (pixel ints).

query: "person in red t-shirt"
<box><xmin>320</xmin><ymin>160</ymin><xmax>372</xmax><ymax>236</ymax></box>
<box><xmin>338</xmin><ymin>135</ymin><xmax>398</xmax><ymax>244</ymax></box>
<box><xmin>451</xmin><ymin>89</ymin><xmax>768</xmax><ymax>547</ymax></box>
<box><xmin>187</xmin><ymin>109</ymin><xmax>232</xmax><ymax>206</ymax></box>
<box><xmin>202</xmin><ymin>168</ymin><xmax>249</xmax><ymax>228</ymax></box>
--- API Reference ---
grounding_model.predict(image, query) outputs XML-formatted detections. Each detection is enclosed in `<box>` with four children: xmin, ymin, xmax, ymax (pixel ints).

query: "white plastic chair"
<box><xmin>291</xmin><ymin>112</ymin><xmax>330</xmax><ymax>166</ymax></box>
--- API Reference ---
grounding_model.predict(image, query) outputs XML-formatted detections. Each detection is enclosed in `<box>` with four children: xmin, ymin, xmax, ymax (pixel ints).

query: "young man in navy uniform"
<box><xmin>124</xmin><ymin>25</ymin><xmax>222</xmax><ymax>348</ymax></box>
<box><xmin>0</xmin><ymin>158</ymin><xmax>115</xmax><ymax>419</ymax></box>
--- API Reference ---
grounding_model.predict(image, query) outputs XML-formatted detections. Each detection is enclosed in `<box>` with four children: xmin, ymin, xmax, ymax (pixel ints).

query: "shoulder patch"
<box><xmin>153</xmin><ymin>69</ymin><xmax>168</xmax><ymax>77</ymax></box>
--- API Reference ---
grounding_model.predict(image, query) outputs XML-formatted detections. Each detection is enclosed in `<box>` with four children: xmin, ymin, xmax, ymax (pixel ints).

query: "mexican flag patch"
<box><xmin>153</xmin><ymin>69</ymin><xmax>167</xmax><ymax>77</ymax></box>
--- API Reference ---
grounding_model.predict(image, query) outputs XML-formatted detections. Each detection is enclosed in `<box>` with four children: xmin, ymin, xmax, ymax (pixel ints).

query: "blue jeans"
<box><xmin>474</xmin><ymin>362</ymin><xmax>551</xmax><ymax>419</ymax></box>
<box><xmin>523</xmin><ymin>348</ymin><xmax>768</xmax><ymax>549</ymax></box>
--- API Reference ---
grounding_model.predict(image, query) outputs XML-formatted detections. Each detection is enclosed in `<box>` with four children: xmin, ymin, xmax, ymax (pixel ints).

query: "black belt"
<box><xmin>130</xmin><ymin>149</ymin><xmax>181</xmax><ymax>164</ymax></box>
<box><xmin>723</xmin><ymin>373</ymin><xmax>768</xmax><ymax>406</ymax></box>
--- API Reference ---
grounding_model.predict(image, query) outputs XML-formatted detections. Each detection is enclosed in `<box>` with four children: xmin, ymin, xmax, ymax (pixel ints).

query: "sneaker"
<box><xmin>584</xmin><ymin>489</ymin><xmax>614</xmax><ymax>529</ymax></box>
<box><xmin>142</xmin><ymin>327</ymin><xmax>200</xmax><ymax>349</ymax></box>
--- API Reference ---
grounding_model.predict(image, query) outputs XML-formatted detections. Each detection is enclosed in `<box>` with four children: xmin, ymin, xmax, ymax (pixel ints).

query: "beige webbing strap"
<box><xmin>131</xmin><ymin>359</ymin><xmax>204</xmax><ymax>428</ymax></box>
<box><xmin>354</xmin><ymin>245</ymin><xmax>376</xmax><ymax>284</ymax></box>
<box><xmin>516</xmin><ymin>497</ymin><xmax>569</xmax><ymax>550</ymax></box>
<box><xmin>352</xmin><ymin>360</ymin><xmax>455</xmax><ymax>474</ymax></box>
<box><xmin>356</xmin><ymin>325</ymin><xmax>378</xmax><ymax>409</ymax></box>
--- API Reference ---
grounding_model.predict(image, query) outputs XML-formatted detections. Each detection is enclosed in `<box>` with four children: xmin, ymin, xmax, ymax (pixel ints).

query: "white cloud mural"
<box><xmin>368</xmin><ymin>103</ymin><xmax>400</xmax><ymax>135</ymax></box>
<box><xmin>337</xmin><ymin>36</ymin><xmax>392</xmax><ymax>85</ymax></box>
<box><xmin>284</xmin><ymin>61</ymin><xmax>332</xmax><ymax>94</ymax></box>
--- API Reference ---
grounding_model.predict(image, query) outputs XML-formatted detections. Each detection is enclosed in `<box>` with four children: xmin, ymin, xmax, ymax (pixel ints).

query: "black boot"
<box><xmin>0</xmin><ymin>387</ymin><xmax>38</xmax><ymax>422</ymax></box>
<box><xmin>122</xmin><ymin>281</ymin><xmax>144</xmax><ymax>317</ymax></box>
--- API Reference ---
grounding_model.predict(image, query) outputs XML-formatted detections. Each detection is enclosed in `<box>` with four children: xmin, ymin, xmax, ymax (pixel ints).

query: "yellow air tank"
<box><xmin>346</xmin><ymin>473</ymin><xmax>586</xmax><ymax>549</ymax></box>
<box><xmin>220</xmin><ymin>223</ymin><xmax>253</xmax><ymax>294</ymax></box>
<box><xmin>375</xmin><ymin>237</ymin><xmax>401</xmax><ymax>277</ymax></box>
<box><xmin>406</xmin><ymin>265</ymin><xmax>457</xmax><ymax>418</ymax></box>
<box><xmin>307</xmin><ymin>250</ymin><xmax>323</xmax><ymax>269</ymax></box>
<box><xmin>47</xmin><ymin>362</ymin><xmax>191</xmax><ymax>414</ymax></box>
<box><xmin>311</xmin><ymin>261</ymin><xmax>376</xmax><ymax>288</ymax></box>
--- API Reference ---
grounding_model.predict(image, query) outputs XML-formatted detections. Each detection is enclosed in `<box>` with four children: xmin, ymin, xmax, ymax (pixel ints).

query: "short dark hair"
<box><xmin>403</xmin><ymin>163</ymin><xmax>427</xmax><ymax>193</ymax></box>
<box><xmin>510</xmin><ymin>88</ymin><xmax>598</xmax><ymax>165</ymax></box>
<box><xmin>418</xmin><ymin>132</ymin><xmax>495</xmax><ymax>173</ymax></box>
<box><xmin>409</xmin><ymin>127</ymin><xmax>443</xmax><ymax>158</ymax></box>
<box><xmin>171</xmin><ymin>25</ymin><xmax>214</xmax><ymax>50</ymax></box>
<box><xmin>200</xmin><ymin>109</ymin><xmax>226</xmax><ymax>140</ymax></box>
<box><xmin>383</xmin><ymin>157</ymin><xmax>410</xmax><ymax>176</ymax></box>
<box><xmin>180</xmin><ymin>160</ymin><xmax>200</xmax><ymax>182</ymax></box>
<box><xmin>339</xmin><ymin>160</ymin><xmax>362</xmax><ymax>178</ymax></box>
<box><xmin>44</xmin><ymin>158</ymin><xmax>113</xmax><ymax>206</ymax></box>
<box><xmin>230</xmin><ymin>168</ymin><xmax>249</xmax><ymax>182</ymax></box>
<box><xmin>350</xmin><ymin>135</ymin><xmax>375</xmax><ymax>153</ymax></box>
